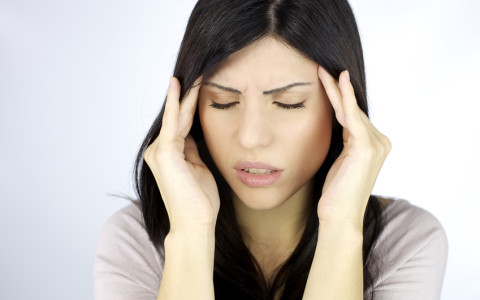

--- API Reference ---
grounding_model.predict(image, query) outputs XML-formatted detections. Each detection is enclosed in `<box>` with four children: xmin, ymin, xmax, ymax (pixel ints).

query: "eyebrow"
<box><xmin>203</xmin><ymin>82</ymin><xmax>312</xmax><ymax>95</ymax></box>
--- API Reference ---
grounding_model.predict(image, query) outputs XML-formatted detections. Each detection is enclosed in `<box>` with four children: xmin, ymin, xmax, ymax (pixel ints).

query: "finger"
<box><xmin>338</xmin><ymin>72</ymin><xmax>375</xmax><ymax>148</ymax></box>
<box><xmin>318</xmin><ymin>66</ymin><xmax>345</xmax><ymax>125</ymax></box>
<box><xmin>184</xmin><ymin>135</ymin><xmax>205</xmax><ymax>166</ymax></box>
<box><xmin>338</xmin><ymin>70</ymin><xmax>363</xmax><ymax>127</ymax></box>
<box><xmin>178</xmin><ymin>76</ymin><xmax>203</xmax><ymax>138</ymax></box>
<box><xmin>160</xmin><ymin>77</ymin><xmax>181</xmax><ymax>142</ymax></box>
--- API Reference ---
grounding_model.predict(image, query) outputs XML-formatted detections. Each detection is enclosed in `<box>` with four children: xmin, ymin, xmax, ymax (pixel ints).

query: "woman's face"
<box><xmin>198</xmin><ymin>37</ymin><xmax>333</xmax><ymax>210</ymax></box>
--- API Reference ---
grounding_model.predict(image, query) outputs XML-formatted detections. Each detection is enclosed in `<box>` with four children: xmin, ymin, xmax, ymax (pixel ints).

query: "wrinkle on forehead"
<box><xmin>205</xmin><ymin>37</ymin><xmax>318</xmax><ymax>96</ymax></box>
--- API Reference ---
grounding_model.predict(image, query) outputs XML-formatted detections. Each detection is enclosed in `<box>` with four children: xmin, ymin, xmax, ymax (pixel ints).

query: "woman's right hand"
<box><xmin>144</xmin><ymin>76</ymin><xmax>220</xmax><ymax>233</ymax></box>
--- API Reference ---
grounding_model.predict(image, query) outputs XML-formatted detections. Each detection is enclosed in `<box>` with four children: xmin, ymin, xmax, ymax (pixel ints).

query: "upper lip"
<box><xmin>234</xmin><ymin>161</ymin><xmax>281</xmax><ymax>171</ymax></box>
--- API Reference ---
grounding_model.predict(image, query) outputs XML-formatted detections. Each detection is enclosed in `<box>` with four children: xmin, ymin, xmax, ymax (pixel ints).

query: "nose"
<box><xmin>236</xmin><ymin>105</ymin><xmax>273</xmax><ymax>150</ymax></box>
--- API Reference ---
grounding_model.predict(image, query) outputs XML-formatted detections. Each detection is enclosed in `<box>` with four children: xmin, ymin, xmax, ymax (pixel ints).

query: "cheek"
<box><xmin>199</xmin><ymin>98</ymin><xmax>217</xmax><ymax>138</ymax></box>
<box><xmin>199</xmin><ymin>106</ymin><xmax>215</xmax><ymax>149</ymax></box>
<box><xmin>199</xmin><ymin>107</ymin><xmax>229</xmax><ymax>166</ymax></box>
<box><xmin>198</xmin><ymin>106</ymin><xmax>210</xmax><ymax>139</ymax></box>
<box><xmin>286</xmin><ymin>109</ymin><xmax>333</xmax><ymax>172</ymax></box>
<box><xmin>312</xmin><ymin>109</ymin><xmax>333</xmax><ymax>154</ymax></box>
<box><xmin>311</xmin><ymin>109</ymin><xmax>333</xmax><ymax>148</ymax></box>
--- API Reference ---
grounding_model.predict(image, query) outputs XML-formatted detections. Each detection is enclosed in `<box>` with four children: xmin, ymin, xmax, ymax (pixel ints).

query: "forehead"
<box><xmin>205</xmin><ymin>37</ymin><xmax>318</xmax><ymax>91</ymax></box>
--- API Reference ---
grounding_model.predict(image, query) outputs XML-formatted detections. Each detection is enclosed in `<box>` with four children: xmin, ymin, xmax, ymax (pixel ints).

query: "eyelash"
<box><xmin>209</xmin><ymin>101</ymin><xmax>239</xmax><ymax>110</ymax></box>
<box><xmin>209</xmin><ymin>101</ymin><xmax>306</xmax><ymax>110</ymax></box>
<box><xmin>274</xmin><ymin>101</ymin><xmax>306</xmax><ymax>110</ymax></box>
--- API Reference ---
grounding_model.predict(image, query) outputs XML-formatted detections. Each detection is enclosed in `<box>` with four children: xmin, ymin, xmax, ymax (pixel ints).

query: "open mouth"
<box><xmin>242</xmin><ymin>168</ymin><xmax>277</xmax><ymax>174</ymax></box>
<box><xmin>234</xmin><ymin>161</ymin><xmax>282</xmax><ymax>186</ymax></box>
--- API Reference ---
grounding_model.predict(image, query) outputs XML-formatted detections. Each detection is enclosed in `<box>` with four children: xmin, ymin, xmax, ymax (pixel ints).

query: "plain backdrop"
<box><xmin>1</xmin><ymin>0</ymin><xmax>479</xmax><ymax>299</ymax></box>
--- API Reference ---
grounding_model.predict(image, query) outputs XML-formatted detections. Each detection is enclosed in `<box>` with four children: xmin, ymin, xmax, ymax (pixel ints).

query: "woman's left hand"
<box><xmin>317</xmin><ymin>66</ymin><xmax>392</xmax><ymax>230</ymax></box>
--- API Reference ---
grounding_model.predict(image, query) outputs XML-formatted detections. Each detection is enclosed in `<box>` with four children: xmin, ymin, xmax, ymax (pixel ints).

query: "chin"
<box><xmin>232</xmin><ymin>188</ymin><xmax>292</xmax><ymax>211</ymax></box>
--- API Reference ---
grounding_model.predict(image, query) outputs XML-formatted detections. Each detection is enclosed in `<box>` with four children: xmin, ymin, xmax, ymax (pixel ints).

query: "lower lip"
<box><xmin>235</xmin><ymin>169</ymin><xmax>283</xmax><ymax>187</ymax></box>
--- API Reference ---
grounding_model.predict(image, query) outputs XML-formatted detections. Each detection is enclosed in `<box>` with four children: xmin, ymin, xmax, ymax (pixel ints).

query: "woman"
<box><xmin>94</xmin><ymin>0</ymin><xmax>447</xmax><ymax>299</ymax></box>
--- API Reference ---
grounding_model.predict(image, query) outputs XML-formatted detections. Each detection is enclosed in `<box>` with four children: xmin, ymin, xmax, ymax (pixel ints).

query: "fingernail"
<box><xmin>169</xmin><ymin>77</ymin><xmax>174</xmax><ymax>89</ymax></box>
<box><xmin>345</xmin><ymin>70</ymin><xmax>350</xmax><ymax>82</ymax></box>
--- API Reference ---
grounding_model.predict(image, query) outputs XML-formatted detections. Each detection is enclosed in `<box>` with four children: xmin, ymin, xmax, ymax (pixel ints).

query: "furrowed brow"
<box><xmin>203</xmin><ymin>81</ymin><xmax>312</xmax><ymax>95</ymax></box>
<box><xmin>203</xmin><ymin>82</ymin><xmax>241</xmax><ymax>94</ymax></box>
<box><xmin>263</xmin><ymin>82</ymin><xmax>312</xmax><ymax>95</ymax></box>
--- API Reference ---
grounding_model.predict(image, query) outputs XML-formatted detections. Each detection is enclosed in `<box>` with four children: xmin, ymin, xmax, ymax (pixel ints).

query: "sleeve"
<box><xmin>93</xmin><ymin>203</ymin><xmax>165</xmax><ymax>300</ymax></box>
<box><xmin>367</xmin><ymin>201</ymin><xmax>448</xmax><ymax>300</ymax></box>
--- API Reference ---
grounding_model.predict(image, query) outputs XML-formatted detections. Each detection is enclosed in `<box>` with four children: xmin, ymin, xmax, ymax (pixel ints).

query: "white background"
<box><xmin>1</xmin><ymin>0</ymin><xmax>478</xmax><ymax>299</ymax></box>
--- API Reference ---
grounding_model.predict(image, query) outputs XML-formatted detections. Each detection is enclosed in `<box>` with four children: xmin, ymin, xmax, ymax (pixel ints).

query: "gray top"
<box><xmin>94</xmin><ymin>199</ymin><xmax>448</xmax><ymax>299</ymax></box>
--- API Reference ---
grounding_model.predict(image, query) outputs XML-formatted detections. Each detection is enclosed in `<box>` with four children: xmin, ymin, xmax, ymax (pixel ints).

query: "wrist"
<box><xmin>166</xmin><ymin>225</ymin><xmax>216</xmax><ymax>245</ymax></box>
<box><xmin>164</xmin><ymin>227</ymin><xmax>216</xmax><ymax>264</ymax></box>
<box><xmin>160</xmin><ymin>222</ymin><xmax>216</xmax><ymax>300</ymax></box>
<box><xmin>168</xmin><ymin>218</ymin><xmax>217</xmax><ymax>236</ymax></box>
<box><xmin>318</xmin><ymin>220</ymin><xmax>363</xmax><ymax>245</ymax></box>
<box><xmin>317</xmin><ymin>206</ymin><xmax>365</xmax><ymax>234</ymax></box>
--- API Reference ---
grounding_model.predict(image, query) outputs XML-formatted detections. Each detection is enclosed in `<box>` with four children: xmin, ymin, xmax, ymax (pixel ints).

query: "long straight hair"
<box><xmin>134</xmin><ymin>1</ymin><xmax>382</xmax><ymax>299</ymax></box>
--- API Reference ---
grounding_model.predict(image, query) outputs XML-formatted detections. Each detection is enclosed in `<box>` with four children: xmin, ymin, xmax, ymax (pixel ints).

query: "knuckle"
<box><xmin>361</xmin><ymin>138</ymin><xmax>388</xmax><ymax>159</ymax></box>
<box><xmin>143</xmin><ymin>145</ymin><xmax>154</xmax><ymax>164</ymax></box>
<box><xmin>377</xmin><ymin>133</ymin><xmax>392</xmax><ymax>153</ymax></box>
<box><xmin>144</xmin><ymin>141</ymin><xmax>165</xmax><ymax>165</ymax></box>
<box><xmin>384</xmin><ymin>136</ymin><xmax>392</xmax><ymax>152</ymax></box>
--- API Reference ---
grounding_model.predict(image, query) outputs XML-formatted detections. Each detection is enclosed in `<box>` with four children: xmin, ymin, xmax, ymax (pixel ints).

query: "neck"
<box><xmin>232</xmin><ymin>180</ymin><xmax>314</xmax><ymax>251</ymax></box>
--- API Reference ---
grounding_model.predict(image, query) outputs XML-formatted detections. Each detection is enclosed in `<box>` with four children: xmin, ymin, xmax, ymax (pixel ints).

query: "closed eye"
<box><xmin>274</xmin><ymin>101</ymin><xmax>306</xmax><ymax>110</ymax></box>
<box><xmin>208</xmin><ymin>100</ymin><xmax>306</xmax><ymax>110</ymax></box>
<box><xmin>209</xmin><ymin>101</ymin><xmax>239</xmax><ymax>110</ymax></box>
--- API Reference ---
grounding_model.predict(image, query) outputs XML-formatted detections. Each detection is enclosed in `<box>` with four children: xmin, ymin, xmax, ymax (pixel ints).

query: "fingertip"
<box><xmin>169</xmin><ymin>76</ymin><xmax>177</xmax><ymax>87</ymax></box>
<box><xmin>317</xmin><ymin>66</ymin><xmax>333</xmax><ymax>88</ymax></box>
<box><xmin>317</xmin><ymin>66</ymin><xmax>339</xmax><ymax>88</ymax></box>
<box><xmin>169</xmin><ymin>77</ymin><xmax>180</xmax><ymax>93</ymax></box>
<box><xmin>338</xmin><ymin>70</ymin><xmax>350</xmax><ymax>85</ymax></box>
<box><xmin>339</xmin><ymin>71</ymin><xmax>355</xmax><ymax>95</ymax></box>
<box><xmin>193</xmin><ymin>75</ymin><xmax>203</xmax><ymax>88</ymax></box>
<box><xmin>317</xmin><ymin>65</ymin><xmax>327</xmax><ymax>77</ymax></box>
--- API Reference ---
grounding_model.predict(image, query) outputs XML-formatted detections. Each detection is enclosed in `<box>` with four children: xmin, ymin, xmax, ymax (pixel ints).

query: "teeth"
<box><xmin>244</xmin><ymin>168</ymin><xmax>275</xmax><ymax>174</ymax></box>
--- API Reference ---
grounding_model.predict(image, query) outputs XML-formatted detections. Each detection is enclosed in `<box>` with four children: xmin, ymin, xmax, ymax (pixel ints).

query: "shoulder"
<box><xmin>366</xmin><ymin>197</ymin><xmax>448</xmax><ymax>299</ymax></box>
<box><xmin>94</xmin><ymin>202</ymin><xmax>164</xmax><ymax>299</ymax></box>
<box><xmin>377</xmin><ymin>197</ymin><xmax>447</xmax><ymax>254</ymax></box>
